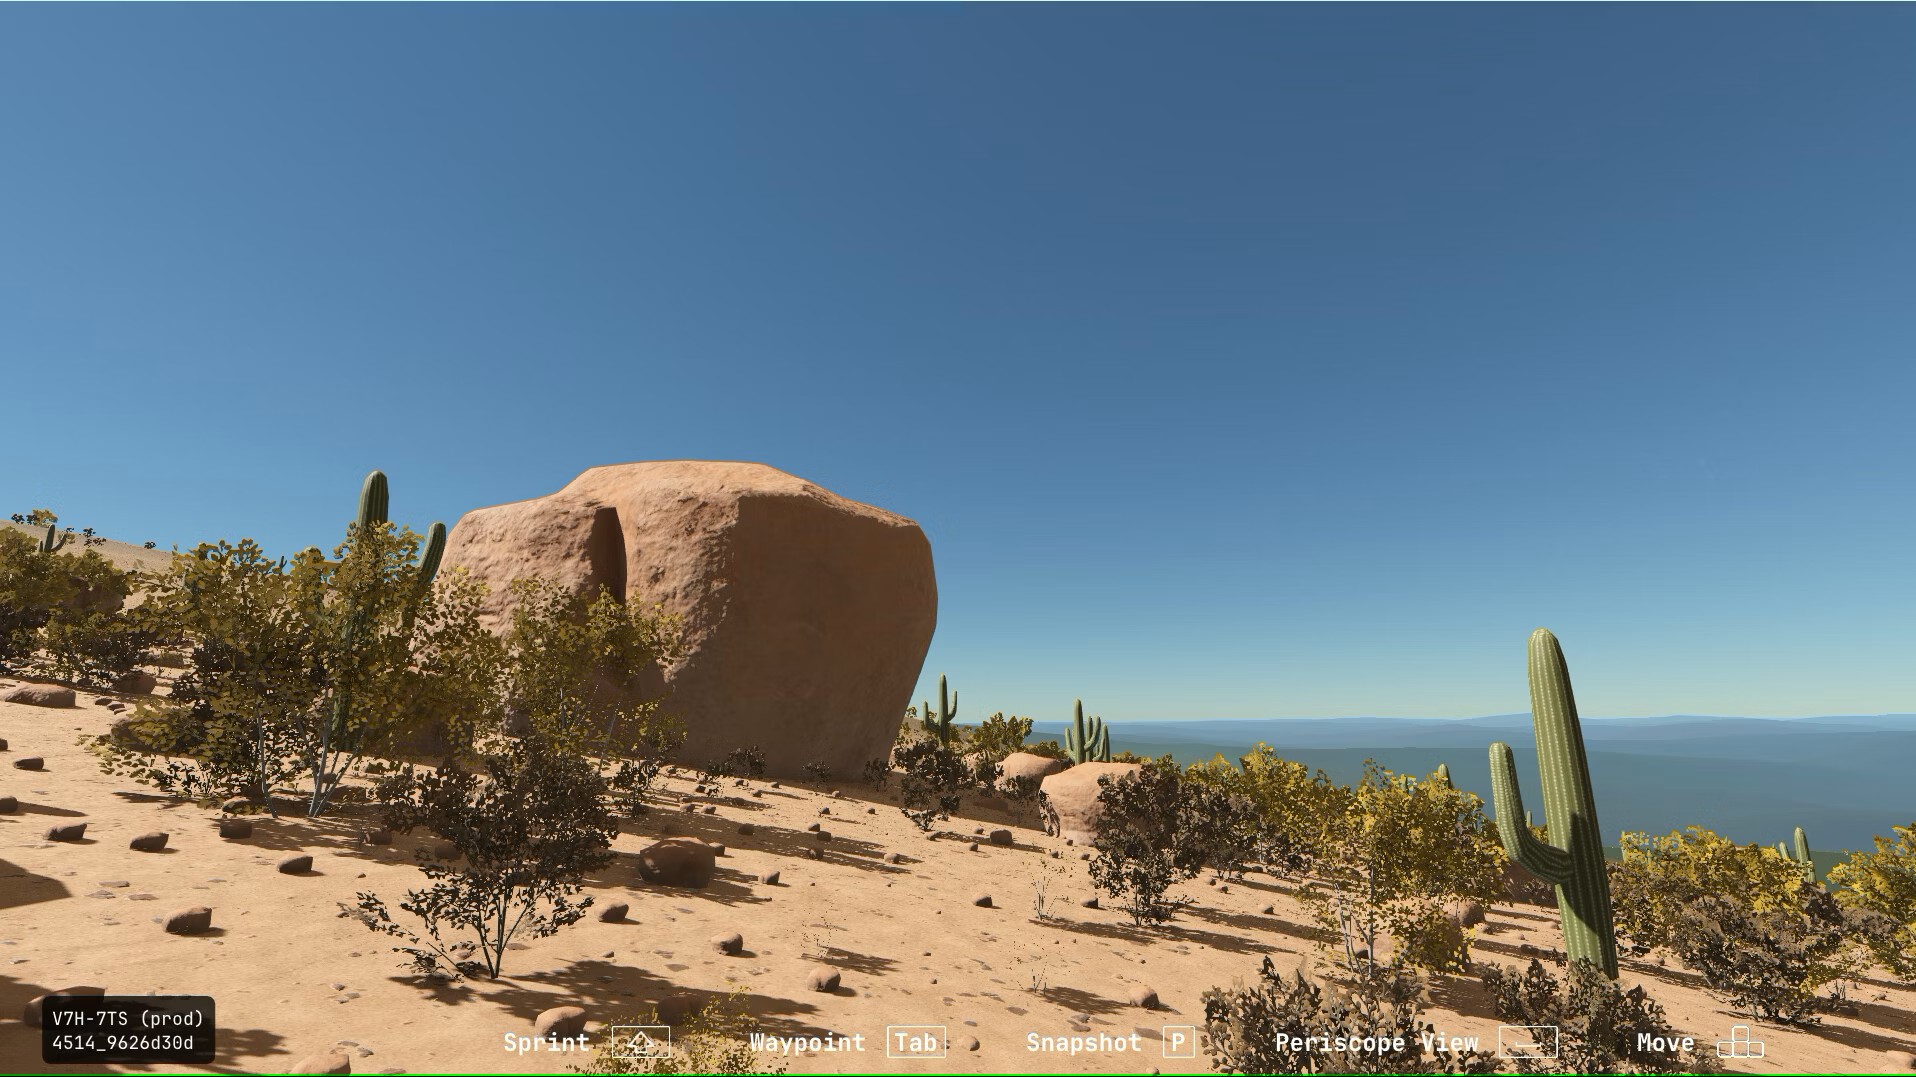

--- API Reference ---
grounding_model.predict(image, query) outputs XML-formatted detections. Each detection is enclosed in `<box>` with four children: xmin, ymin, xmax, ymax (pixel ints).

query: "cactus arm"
<box><xmin>417</xmin><ymin>521</ymin><xmax>445</xmax><ymax>589</ymax></box>
<box><xmin>1489</xmin><ymin>741</ymin><xmax>1573</xmax><ymax>883</ymax></box>
<box><xmin>1434</xmin><ymin>762</ymin><xmax>1452</xmax><ymax>788</ymax></box>
<box><xmin>39</xmin><ymin>524</ymin><xmax>69</xmax><ymax>554</ymax></box>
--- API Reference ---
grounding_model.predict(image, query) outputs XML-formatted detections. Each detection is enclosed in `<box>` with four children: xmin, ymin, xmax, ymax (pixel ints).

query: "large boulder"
<box><xmin>999</xmin><ymin>752</ymin><xmax>1067</xmax><ymax>786</ymax></box>
<box><xmin>3</xmin><ymin>684</ymin><xmax>76</xmax><ymax>708</ymax></box>
<box><xmin>635</xmin><ymin>837</ymin><xmax>717</xmax><ymax>888</ymax></box>
<box><xmin>1038</xmin><ymin>762</ymin><xmax>1142</xmax><ymax>845</ymax></box>
<box><xmin>441</xmin><ymin>462</ymin><xmax>936</xmax><ymax>777</ymax></box>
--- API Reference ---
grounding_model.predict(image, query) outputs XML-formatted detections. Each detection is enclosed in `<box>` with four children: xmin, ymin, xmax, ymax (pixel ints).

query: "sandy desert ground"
<box><xmin>3</xmin><ymin>681</ymin><xmax>1914</xmax><ymax>1075</ymax></box>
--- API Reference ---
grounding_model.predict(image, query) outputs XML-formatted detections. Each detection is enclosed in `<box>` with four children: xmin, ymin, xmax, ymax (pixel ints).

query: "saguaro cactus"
<box><xmin>1065</xmin><ymin>699</ymin><xmax>1110</xmax><ymax>764</ymax></box>
<box><xmin>922</xmin><ymin>674</ymin><xmax>958</xmax><ymax>745</ymax></box>
<box><xmin>1432</xmin><ymin>763</ymin><xmax>1453</xmax><ymax>788</ymax></box>
<box><xmin>1783</xmin><ymin>825</ymin><xmax>1818</xmax><ymax>885</ymax></box>
<box><xmin>36</xmin><ymin>523</ymin><xmax>69</xmax><ymax>554</ymax></box>
<box><xmin>1488</xmin><ymin>627</ymin><xmax>1620</xmax><ymax>978</ymax></box>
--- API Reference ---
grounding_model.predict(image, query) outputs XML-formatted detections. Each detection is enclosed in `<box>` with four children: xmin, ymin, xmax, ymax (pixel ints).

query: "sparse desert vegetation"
<box><xmin>2</xmin><ymin>483</ymin><xmax>1913</xmax><ymax>1075</ymax></box>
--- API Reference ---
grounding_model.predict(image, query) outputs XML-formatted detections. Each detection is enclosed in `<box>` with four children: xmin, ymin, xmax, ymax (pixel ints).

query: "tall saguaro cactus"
<box><xmin>922</xmin><ymin>674</ymin><xmax>958</xmax><ymax>745</ymax></box>
<box><xmin>37</xmin><ymin>523</ymin><xmax>69</xmax><ymax>554</ymax></box>
<box><xmin>1488</xmin><ymin>627</ymin><xmax>1620</xmax><ymax>978</ymax></box>
<box><xmin>1433</xmin><ymin>763</ymin><xmax>1453</xmax><ymax>788</ymax></box>
<box><xmin>1065</xmin><ymin>699</ymin><xmax>1110</xmax><ymax>764</ymax></box>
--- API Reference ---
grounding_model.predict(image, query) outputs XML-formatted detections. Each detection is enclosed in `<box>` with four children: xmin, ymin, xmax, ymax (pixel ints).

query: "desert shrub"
<box><xmin>1203</xmin><ymin>958</ymin><xmax>1498</xmax><ymax>1074</ymax></box>
<box><xmin>354</xmin><ymin>734</ymin><xmax>616</xmax><ymax>979</ymax></box>
<box><xmin>860</xmin><ymin>756</ymin><xmax>891</xmax><ymax>790</ymax></box>
<box><xmin>1299</xmin><ymin>760</ymin><xmax>1502</xmax><ymax>973</ymax></box>
<box><xmin>576</xmin><ymin>988</ymin><xmax>785</xmax><ymax>1075</ymax></box>
<box><xmin>1827</xmin><ymin>823</ymin><xmax>1916</xmax><ymax>983</ymax></box>
<box><xmin>895</xmin><ymin>738</ymin><xmax>967</xmax><ymax>828</ymax></box>
<box><xmin>698</xmin><ymin>745</ymin><xmax>766</xmax><ymax>784</ymax></box>
<box><xmin>965</xmin><ymin>711</ymin><xmax>1034</xmax><ymax>767</ymax></box>
<box><xmin>1612</xmin><ymin>827</ymin><xmax>1865</xmax><ymax>1023</ymax></box>
<box><xmin>0</xmin><ymin>525</ymin><xmax>153</xmax><ymax>680</ymax></box>
<box><xmin>1236</xmin><ymin>743</ymin><xmax>1342</xmax><ymax>876</ymax></box>
<box><xmin>1088</xmin><ymin>759</ymin><xmax>1206</xmax><ymax>926</ymax></box>
<box><xmin>38</xmin><ymin>604</ymin><xmax>163</xmax><ymax>687</ymax></box>
<box><xmin>1181</xmin><ymin>755</ymin><xmax>1265</xmax><ymax>880</ymax></box>
<box><xmin>1669</xmin><ymin>888</ymin><xmax>1853</xmax><ymax>1024</ymax></box>
<box><xmin>800</xmin><ymin>760</ymin><xmax>832</xmax><ymax>783</ymax></box>
<box><xmin>1000</xmin><ymin>773</ymin><xmax>1042</xmax><ymax>822</ymax></box>
<box><xmin>1481</xmin><ymin>958</ymin><xmax>1717</xmax><ymax>1073</ymax></box>
<box><xmin>500</xmin><ymin>577</ymin><xmax>683</xmax><ymax>763</ymax></box>
<box><xmin>1021</xmin><ymin>737</ymin><xmax>1069</xmax><ymax>761</ymax></box>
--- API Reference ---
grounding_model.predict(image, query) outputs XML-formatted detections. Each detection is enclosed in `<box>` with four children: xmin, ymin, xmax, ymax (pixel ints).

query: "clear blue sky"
<box><xmin>5</xmin><ymin>5</ymin><xmax>1912</xmax><ymax>720</ymax></box>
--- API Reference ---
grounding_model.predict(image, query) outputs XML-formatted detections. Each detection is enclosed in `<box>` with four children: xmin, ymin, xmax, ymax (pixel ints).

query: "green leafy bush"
<box><xmin>895</xmin><ymin>737</ymin><xmax>968</xmax><ymax>829</ymax></box>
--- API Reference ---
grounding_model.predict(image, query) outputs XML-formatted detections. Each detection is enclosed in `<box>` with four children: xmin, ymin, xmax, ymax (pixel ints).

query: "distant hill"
<box><xmin>1028</xmin><ymin>714</ymin><xmax>1916</xmax><ymax>852</ymax></box>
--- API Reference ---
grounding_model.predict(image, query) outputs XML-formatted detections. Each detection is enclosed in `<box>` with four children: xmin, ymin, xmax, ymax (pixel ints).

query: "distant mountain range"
<box><xmin>1026</xmin><ymin>714</ymin><xmax>1916</xmax><ymax>852</ymax></box>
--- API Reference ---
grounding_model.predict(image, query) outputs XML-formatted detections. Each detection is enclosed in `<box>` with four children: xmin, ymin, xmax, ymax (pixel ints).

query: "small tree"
<box><xmin>1088</xmin><ymin>759</ymin><xmax>1204</xmax><ymax>926</ymax></box>
<box><xmin>1481</xmin><ymin>958</ymin><xmax>1718</xmax><ymax>1074</ymax></box>
<box><xmin>1203</xmin><ymin>958</ymin><xmax>1498</xmax><ymax>1074</ymax></box>
<box><xmin>1827</xmin><ymin>823</ymin><xmax>1916</xmax><ymax>983</ymax></box>
<box><xmin>1300</xmin><ymin>760</ymin><xmax>1503</xmax><ymax>973</ymax></box>
<box><xmin>1181</xmin><ymin>755</ymin><xmax>1265</xmax><ymax>880</ymax></box>
<box><xmin>1236</xmin><ymin>743</ymin><xmax>1341</xmax><ymax>876</ymax></box>
<box><xmin>966</xmin><ymin>711</ymin><xmax>1034</xmax><ymax>769</ymax></box>
<box><xmin>354</xmin><ymin>734</ymin><xmax>616</xmax><ymax>980</ymax></box>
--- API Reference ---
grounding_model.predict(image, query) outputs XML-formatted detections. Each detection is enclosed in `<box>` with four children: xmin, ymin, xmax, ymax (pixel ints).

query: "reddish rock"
<box><xmin>129</xmin><ymin>831</ymin><xmax>169</xmax><ymax>852</ymax></box>
<box><xmin>710</xmin><ymin>931</ymin><xmax>744</xmax><ymax>955</ymax></box>
<box><xmin>218</xmin><ymin>818</ymin><xmax>253</xmax><ymax>839</ymax></box>
<box><xmin>164</xmin><ymin>906</ymin><xmax>212</xmax><ymax>934</ymax></box>
<box><xmin>14</xmin><ymin>756</ymin><xmax>45</xmax><ymax>771</ymax></box>
<box><xmin>45</xmin><ymin>823</ymin><xmax>86</xmax><ymax>842</ymax></box>
<box><xmin>1127</xmin><ymin>984</ymin><xmax>1161</xmax><ymax>1009</ymax></box>
<box><xmin>278</xmin><ymin>854</ymin><xmax>315</xmax><ymax>874</ymax></box>
<box><xmin>806</xmin><ymin>967</ymin><xmax>841</xmax><ymax>992</ymax></box>
<box><xmin>998</xmin><ymin>751</ymin><xmax>1067</xmax><ymax>785</ymax></box>
<box><xmin>287</xmin><ymin>1051</ymin><xmax>352</xmax><ymax>1074</ymax></box>
<box><xmin>635</xmin><ymin>837</ymin><xmax>716</xmax><ymax>888</ymax></box>
<box><xmin>597</xmin><ymin>901</ymin><xmax>629</xmax><ymax>922</ymax></box>
<box><xmin>1038</xmin><ymin>762</ymin><xmax>1143</xmax><ymax>844</ymax></box>
<box><xmin>439</xmin><ymin>462</ymin><xmax>937</xmax><ymax>777</ymax></box>
<box><xmin>112</xmin><ymin>670</ymin><xmax>159</xmax><ymax>695</ymax></box>
<box><xmin>534</xmin><ymin>1005</ymin><xmax>588</xmax><ymax>1038</ymax></box>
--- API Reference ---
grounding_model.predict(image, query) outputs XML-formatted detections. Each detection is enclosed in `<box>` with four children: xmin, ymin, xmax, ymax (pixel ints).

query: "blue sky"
<box><xmin>4</xmin><ymin>5</ymin><xmax>1912</xmax><ymax>720</ymax></box>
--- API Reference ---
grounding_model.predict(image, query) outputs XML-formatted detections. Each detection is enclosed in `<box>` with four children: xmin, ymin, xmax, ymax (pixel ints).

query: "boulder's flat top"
<box><xmin>468</xmin><ymin>460</ymin><xmax>919</xmax><ymax>527</ymax></box>
<box><xmin>0</xmin><ymin>682</ymin><xmax>1903</xmax><ymax>1074</ymax></box>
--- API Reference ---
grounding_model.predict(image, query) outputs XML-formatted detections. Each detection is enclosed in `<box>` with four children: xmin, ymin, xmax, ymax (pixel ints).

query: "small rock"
<box><xmin>655</xmin><ymin>992</ymin><xmax>705</xmax><ymax>1026</ymax></box>
<box><xmin>815</xmin><ymin>831</ymin><xmax>831</xmax><ymax>842</ymax></box>
<box><xmin>45</xmin><ymin>822</ymin><xmax>86</xmax><ymax>842</ymax></box>
<box><xmin>751</xmin><ymin>789</ymin><xmax>764</xmax><ymax>798</ymax></box>
<box><xmin>279</xmin><ymin>854</ymin><xmax>315</xmax><ymax>874</ymax></box>
<box><xmin>806</xmin><ymin>967</ymin><xmax>841</xmax><ymax>992</ymax></box>
<box><xmin>866</xmin><ymin>807</ymin><xmax>876</xmax><ymax>814</ymax></box>
<box><xmin>220</xmin><ymin>797</ymin><xmax>251</xmax><ymax>814</ymax></box>
<box><xmin>708</xmin><ymin>842</ymin><xmax>726</xmax><ymax>856</ymax></box>
<box><xmin>972</xmin><ymin>893</ymin><xmax>993</xmax><ymax>908</ymax></box>
<box><xmin>737</xmin><ymin>824</ymin><xmax>755</xmax><ymax>836</ymax></box>
<box><xmin>534</xmin><ymin>1005</ymin><xmax>587</xmax><ymax>1038</ymax></box>
<box><xmin>759</xmin><ymin>870</ymin><xmax>781</xmax><ymax>886</ymax></box>
<box><xmin>1446</xmin><ymin>899</ymin><xmax>1487</xmax><ymax>929</ymax></box>
<box><xmin>129</xmin><ymin>831</ymin><xmax>169</xmax><ymax>852</ymax></box>
<box><xmin>963</xmin><ymin>1036</ymin><xmax>981</xmax><ymax>1051</ymax></box>
<box><xmin>1261</xmin><ymin>904</ymin><xmax>1275</xmax><ymax>915</ymax></box>
<box><xmin>701</xmin><ymin>805</ymin><xmax>716</xmax><ymax>815</ymax></box>
<box><xmin>287</xmin><ymin>1050</ymin><xmax>353</xmax><ymax>1074</ymax></box>
<box><xmin>362</xmin><ymin>828</ymin><xmax>392</xmax><ymax>846</ymax></box>
<box><xmin>819</xmin><ymin>807</ymin><xmax>831</xmax><ymax>816</ymax></box>
<box><xmin>113</xmin><ymin>670</ymin><xmax>159</xmax><ymax>695</ymax></box>
<box><xmin>885</xmin><ymin>852</ymin><xmax>907</xmax><ymax>864</ymax></box>
<box><xmin>967</xmin><ymin>842</ymin><xmax>979</xmax><ymax>852</ymax></box>
<box><xmin>2</xmin><ymin>685</ymin><xmax>75</xmax><ymax>708</ymax></box>
<box><xmin>14</xmin><ymin>756</ymin><xmax>45</xmax><ymax>771</ymax></box>
<box><xmin>1127</xmin><ymin>985</ymin><xmax>1161</xmax><ymax>1009</ymax></box>
<box><xmin>710</xmin><ymin>931</ymin><xmax>744</xmax><ymax>955</ymax></box>
<box><xmin>0</xmin><ymin>795</ymin><xmax>19</xmax><ymax>813</ymax></box>
<box><xmin>989</xmin><ymin>829</ymin><xmax>1013</xmax><ymax>846</ymax></box>
<box><xmin>1080</xmin><ymin>897</ymin><xmax>1100</xmax><ymax>909</ymax></box>
<box><xmin>429</xmin><ymin>843</ymin><xmax>458</xmax><ymax>860</ymax></box>
<box><xmin>769</xmin><ymin>781</ymin><xmax>780</xmax><ymax>788</ymax></box>
<box><xmin>598</xmin><ymin>902</ymin><xmax>629</xmax><ymax>922</ymax></box>
<box><xmin>218</xmin><ymin>818</ymin><xmax>253</xmax><ymax>839</ymax></box>
<box><xmin>1079</xmin><ymin>852</ymin><xmax>1091</xmax><ymax>861</ymax></box>
<box><xmin>806</xmin><ymin>822</ymin><xmax>821</xmax><ymax>832</ymax></box>
<box><xmin>164</xmin><ymin>907</ymin><xmax>213</xmax><ymax>935</ymax></box>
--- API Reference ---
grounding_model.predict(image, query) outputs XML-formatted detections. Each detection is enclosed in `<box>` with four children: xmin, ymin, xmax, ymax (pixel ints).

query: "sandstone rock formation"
<box><xmin>998</xmin><ymin>751</ymin><xmax>1067</xmax><ymax>785</ymax></box>
<box><xmin>440</xmin><ymin>462</ymin><xmax>937</xmax><ymax>777</ymax></box>
<box><xmin>1038</xmin><ymin>762</ymin><xmax>1142</xmax><ymax>844</ymax></box>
